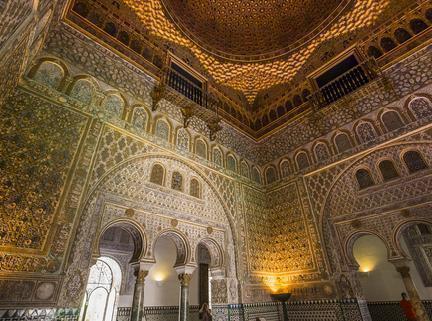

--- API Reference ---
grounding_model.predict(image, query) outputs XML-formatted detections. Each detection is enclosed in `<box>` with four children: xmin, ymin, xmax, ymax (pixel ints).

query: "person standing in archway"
<box><xmin>400</xmin><ymin>292</ymin><xmax>417</xmax><ymax>321</ymax></box>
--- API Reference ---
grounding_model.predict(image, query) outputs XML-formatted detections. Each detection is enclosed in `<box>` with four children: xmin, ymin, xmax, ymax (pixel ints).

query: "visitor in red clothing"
<box><xmin>400</xmin><ymin>292</ymin><xmax>417</xmax><ymax>321</ymax></box>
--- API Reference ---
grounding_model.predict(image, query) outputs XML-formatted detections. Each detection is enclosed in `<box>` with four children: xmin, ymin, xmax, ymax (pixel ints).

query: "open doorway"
<box><xmin>80</xmin><ymin>257</ymin><xmax>122</xmax><ymax>321</ymax></box>
<box><xmin>197</xmin><ymin>243</ymin><xmax>211</xmax><ymax>308</ymax></box>
<box><xmin>80</xmin><ymin>222</ymin><xmax>144</xmax><ymax>321</ymax></box>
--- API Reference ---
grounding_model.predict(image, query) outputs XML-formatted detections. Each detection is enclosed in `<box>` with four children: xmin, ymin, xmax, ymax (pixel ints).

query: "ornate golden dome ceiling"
<box><xmin>159</xmin><ymin>0</ymin><xmax>350</xmax><ymax>61</ymax></box>
<box><xmin>119</xmin><ymin>0</ymin><xmax>403</xmax><ymax>104</ymax></box>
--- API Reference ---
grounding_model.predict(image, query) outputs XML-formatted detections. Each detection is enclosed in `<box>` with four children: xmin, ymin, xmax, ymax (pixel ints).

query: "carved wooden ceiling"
<box><xmin>66</xmin><ymin>0</ymin><xmax>416</xmax><ymax>137</ymax></box>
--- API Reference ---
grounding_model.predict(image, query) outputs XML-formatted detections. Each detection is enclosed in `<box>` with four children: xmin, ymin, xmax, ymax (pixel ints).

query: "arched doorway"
<box><xmin>80</xmin><ymin>257</ymin><xmax>122</xmax><ymax>321</ymax></box>
<box><xmin>353</xmin><ymin>234</ymin><xmax>406</xmax><ymax>301</ymax></box>
<box><xmin>396</xmin><ymin>222</ymin><xmax>432</xmax><ymax>300</ymax></box>
<box><xmin>80</xmin><ymin>221</ymin><xmax>145</xmax><ymax>321</ymax></box>
<box><xmin>197</xmin><ymin>244</ymin><xmax>211</xmax><ymax>308</ymax></box>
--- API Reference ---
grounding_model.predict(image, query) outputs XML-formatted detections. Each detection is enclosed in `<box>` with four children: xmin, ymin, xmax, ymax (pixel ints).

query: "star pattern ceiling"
<box><xmin>120</xmin><ymin>0</ymin><xmax>403</xmax><ymax>104</ymax></box>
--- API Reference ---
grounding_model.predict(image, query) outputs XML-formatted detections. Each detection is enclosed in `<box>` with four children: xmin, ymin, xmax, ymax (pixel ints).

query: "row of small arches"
<box><xmin>254</xmin><ymin>88</ymin><xmax>311</xmax><ymax>131</ymax></box>
<box><xmin>73</xmin><ymin>1</ymin><xmax>247</xmax><ymax>126</ymax></box>
<box><xmin>366</xmin><ymin>7</ymin><xmax>432</xmax><ymax>59</ymax></box>
<box><xmin>72</xmin><ymin>1</ymin><xmax>164</xmax><ymax>69</ymax></box>
<box><xmin>149</xmin><ymin>164</ymin><xmax>202</xmax><ymax>199</ymax></box>
<box><xmin>263</xmin><ymin>96</ymin><xmax>432</xmax><ymax>185</ymax></box>
<box><xmin>28</xmin><ymin>58</ymin><xmax>263</xmax><ymax>183</ymax></box>
<box><xmin>355</xmin><ymin>150</ymin><xmax>429</xmax><ymax>190</ymax></box>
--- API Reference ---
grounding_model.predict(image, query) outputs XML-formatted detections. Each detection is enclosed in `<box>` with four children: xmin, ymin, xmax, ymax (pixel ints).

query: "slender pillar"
<box><xmin>131</xmin><ymin>266</ymin><xmax>149</xmax><ymax>321</ymax></box>
<box><xmin>394</xmin><ymin>263</ymin><xmax>430</xmax><ymax>321</ymax></box>
<box><xmin>178</xmin><ymin>273</ymin><xmax>192</xmax><ymax>321</ymax></box>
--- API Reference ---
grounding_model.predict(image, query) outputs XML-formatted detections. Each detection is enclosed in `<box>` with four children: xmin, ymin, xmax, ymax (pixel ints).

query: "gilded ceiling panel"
<box><xmin>121</xmin><ymin>0</ymin><xmax>403</xmax><ymax>102</ymax></box>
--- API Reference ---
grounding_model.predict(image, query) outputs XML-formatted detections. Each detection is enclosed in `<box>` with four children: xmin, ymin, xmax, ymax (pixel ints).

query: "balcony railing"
<box><xmin>164</xmin><ymin>66</ymin><xmax>220</xmax><ymax>115</ymax></box>
<box><xmin>309</xmin><ymin>59</ymin><xmax>380</xmax><ymax>109</ymax></box>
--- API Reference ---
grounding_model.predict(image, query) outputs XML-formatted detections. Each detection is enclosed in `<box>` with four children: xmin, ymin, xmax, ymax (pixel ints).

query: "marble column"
<box><xmin>178</xmin><ymin>273</ymin><xmax>192</xmax><ymax>321</ymax></box>
<box><xmin>131</xmin><ymin>263</ymin><xmax>151</xmax><ymax>321</ymax></box>
<box><xmin>394</xmin><ymin>262</ymin><xmax>430</xmax><ymax>321</ymax></box>
<box><xmin>175</xmin><ymin>265</ymin><xmax>196</xmax><ymax>321</ymax></box>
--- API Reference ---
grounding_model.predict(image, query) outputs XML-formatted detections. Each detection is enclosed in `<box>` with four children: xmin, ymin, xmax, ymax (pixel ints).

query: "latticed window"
<box><xmin>195</xmin><ymin>139</ymin><xmax>207</xmax><ymax>159</ymax></box>
<box><xmin>382</xmin><ymin>111</ymin><xmax>404</xmax><ymax>132</ymax></box>
<box><xmin>176</xmin><ymin>128</ymin><xmax>190</xmax><ymax>151</ymax></box>
<box><xmin>355</xmin><ymin>169</ymin><xmax>374</xmax><ymax>189</ymax></box>
<box><xmin>379</xmin><ymin>160</ymin><xmax>399</xmax><ymax>181</ymax></box>
<box><xmin>417</xmin><ymin>224</ymin><xmax>431</xmax><ymax>235</ymax></box>
<box><xmin>314</xmin><ymin>143</ymin><xmax>330</xmax><ymax>162</ymax></box>
<box><xmin>240</xmin><ymin>162</ymin><xmax>249</xmax><ymax>178</ymax></box>
<box><xmin>33</xmin><ymin>61</ymin><xmax>64</xmax><ymax>89</ymax></box>
<box><xmin>356</xmin><ymin>122</ymin><xmax>376</xmax><ymax>144</ymax></box>
<box><xmin>213</xmin><ymin>148</ymin><xmax>223</xmax><ymax>167</ymax></box>
<box><xmin>150</xmin><ymin>164</ymin><xmax>164</xmax><ymax>185</ymax></box>
<box><xmin>132</xmin><ymin>107</ymin><xmax>147</xmax><ymax>130</ymax></box>
<box><xmin>409</xmin><ymin>98</ymin><xmax>432</xmax><ymax>119</ymax></box>
<box><xmin>251</xmin><ymin>167</ymin><xmax>261</xmax><ymax>184</ymax></box>
<box><xmin>280</xmin><ymin>161</ymin><xmax>290</xmax><ymax>178</ymax></box>
<box><xmin>171</xmin><ymin>171</ymin><xmax>183</xmax><ymax>191</ymax></box>
<box><xmin>155</xmin><ymin>119</ymin><xmax>170</xmax><ymax>141</ymax></box>
<box><xmin>103</xmin><ymin>94</ymin><xmax>124</xmax><ymax>117</ymax></box>
<box><xmin>403</xmin><ymin>151</ymin><xmax>427</xmax><ymax>173</ymax></box>
<box><xmin>70</xmin><ymin>79</ymin><xmax>94</xmax><ymax>105</ymax></box>
<box><xmin>265</xmin><ymin>166</ymin><xmax>277</xmax><ymax>184</ymax></box>
<box><xmin>296</xmin><ymin>152</ymin><xmax>310</xmax><ymax>170</ymax></box>
<box><xmin>227</xmin><ymin>155</ymin><xmax>237</xmax><ymax>172</ymax></box>
<box><xmin>334</xmin><ymin>133</ymin><xmax>352</xmax><ymax>153</ymax></box>
<box><xmin>190</xmin><ymin>178</ymin><xmax>201</xmax><ymax>198</ymax></box>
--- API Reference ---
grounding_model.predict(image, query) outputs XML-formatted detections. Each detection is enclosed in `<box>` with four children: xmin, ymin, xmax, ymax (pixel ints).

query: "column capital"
<box><xmin>396</xmin><ymin>265</ymin><xmax>410</xmax><ymax>277</ymax></box>
<box><xmin>174</xmin><ymin>264</ymin><xmax>197</xmax><ymax>276</ymax></box>
<box><xmin>178</xmin><ymin>273</ymin><xmax>192</xmax><ymax>287</ymax></box>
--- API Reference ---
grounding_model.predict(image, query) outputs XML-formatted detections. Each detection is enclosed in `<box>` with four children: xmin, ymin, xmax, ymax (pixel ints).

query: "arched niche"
<box><xmin>354</xmin><ymin>120</ymin><xmax>378</xmax><ymax>144</ymax></box>
<box><xmin>153</xmin><ymin>117</ymin><xmax>172</xmax><ymax>142</ymax></box>
<box><xmin>60</xmin><ymin>154</ymin><xmax>241</xmax><ymax>307</ymax></box>
<box><xmin>265</xmin><ymin>165</ymin><xmax>278</xmax><ymax>184</ymax></box>
<box><xmin>196</xmin><ymin>238</ymin><xmax>224</xmax><ymax>270</ymax></box>
<box><xmin>407</xmin><ymin>96</ymin><xmax>432</xmax><ymax>120</ymax></box>
<box><xmin>29</xmin><ymin>59</ymin><xmax>68</xmax><ymax>90</ymax></box>
<box><xmin>153</xmin><ymin>229</ymin><xmax>190</xmax><ymax>267</ymax></box>
<box><xmin>94</xmin><ymin>219</ymin><xmax>146</xmax><ymax>264</ymax></box>
<box><xmin>251</xmin><ymin>166</ymin><xmax>262</xmax><ymax>184</ymax></box>
<box><xmin>319</xmin><ymin>143</ymin><xmax>432</xmax><ymax>279</ymax></box>
<box><xmin>212</xmin><ymin>147</ymin><xmax>224</xmax><ymax>167</ymax></box>
<box><xmin>176</xmin><ymin>127</ymin><xmax>191</xmax><ymax>152</ymax></box>
<box><xmin>68</xmin><ymin>76</ymin><xmax>98</xmax><ymax>105</ymax></box>
<box><xmin>102</xmin><ymin>92</ymin><xmax>126</xmax><ymax>119</ymax></box>
<box><xmin>240</xmin><ymin>161</ymin><xmax>250</xmax><ymax>178</ymax></box>
<box><xmin>131</xmin><ymin>106</ymin><xmax>150</xmax><ymax>131</ymax></box>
